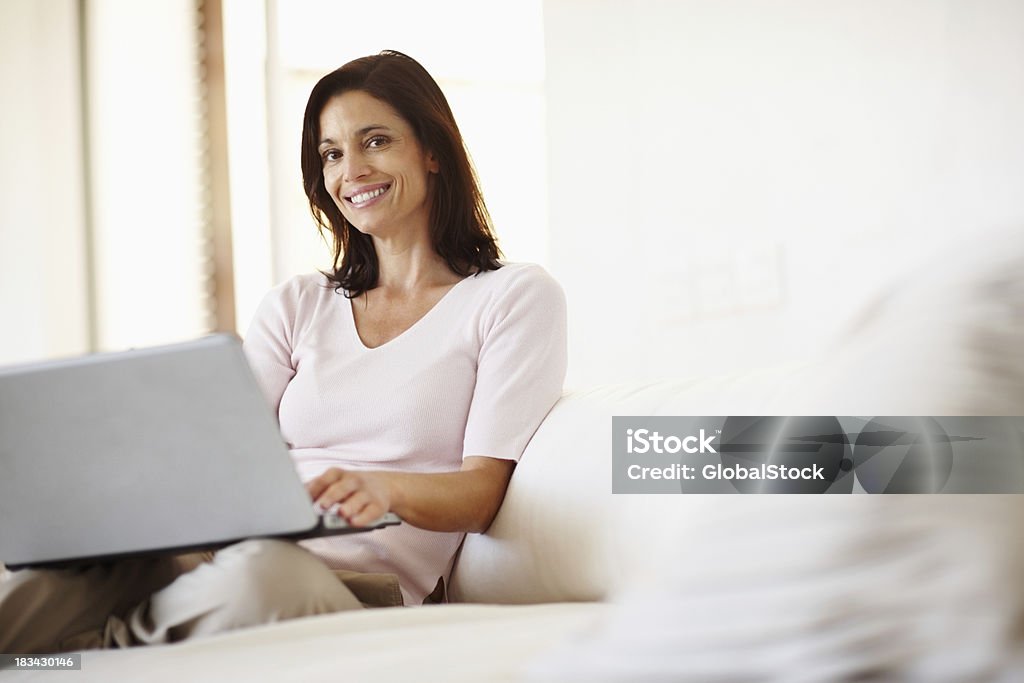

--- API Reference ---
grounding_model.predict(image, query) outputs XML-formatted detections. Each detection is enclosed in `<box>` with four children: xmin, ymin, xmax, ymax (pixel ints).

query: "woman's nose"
<box><xmin>342</xmin><ymin>150</ymin><xmax>370</xmax><ymax>182</ymax></box>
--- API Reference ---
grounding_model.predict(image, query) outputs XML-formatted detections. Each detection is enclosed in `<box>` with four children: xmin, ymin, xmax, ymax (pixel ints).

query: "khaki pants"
<box><xmin>0</xmin><ymin>539</ymin><xmax>403</xmax><ymax>654</ymax></box>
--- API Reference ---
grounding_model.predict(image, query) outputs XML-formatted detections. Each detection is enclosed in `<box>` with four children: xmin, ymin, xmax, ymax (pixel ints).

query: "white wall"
<box><xmin>0</xmin><ymin>0</ymin><xmax>89</xmax><ymax>365</ymax></box>
<box><xmin>544</xmin><ymin>0</ymin><xmax>1024</xmax><ymax>389</ymax></box>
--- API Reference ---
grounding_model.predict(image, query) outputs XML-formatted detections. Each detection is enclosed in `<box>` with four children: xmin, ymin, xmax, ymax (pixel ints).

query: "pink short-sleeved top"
<box><xmin>242</xmin><ymin>262</ymin><xmax>567</xmax><ymax>605</ymax></box>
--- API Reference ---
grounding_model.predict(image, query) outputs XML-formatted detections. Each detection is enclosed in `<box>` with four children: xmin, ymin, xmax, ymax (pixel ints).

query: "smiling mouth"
<box><xmin>345</xmin><ymin>184</ymin><xmax>391</xmax><ymax>205</ymax></box>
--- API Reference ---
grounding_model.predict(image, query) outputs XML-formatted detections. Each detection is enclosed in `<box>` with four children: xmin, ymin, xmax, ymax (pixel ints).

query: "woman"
<box><xmin>0</xmin><ymin>50</ymin><xmax>566</xmax><ymax>651</ymax></box>
<box><xmin>246</xmin><ymin>49</ymin><xmax>567</xmax><ymax>605</ymax></box>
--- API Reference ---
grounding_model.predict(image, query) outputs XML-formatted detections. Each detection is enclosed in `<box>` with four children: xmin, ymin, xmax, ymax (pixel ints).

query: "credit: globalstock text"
<box><xmin>627</xmin><ymin>462</ymin><xmax>826</xmax><ymax>481</ymax></box>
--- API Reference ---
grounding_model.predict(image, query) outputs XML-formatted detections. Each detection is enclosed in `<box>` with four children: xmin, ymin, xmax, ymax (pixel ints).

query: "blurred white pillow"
<box><xmin>528</xmin><ymin>496</ymin><xmax>1024</xmax><ymax>682</ymax></box>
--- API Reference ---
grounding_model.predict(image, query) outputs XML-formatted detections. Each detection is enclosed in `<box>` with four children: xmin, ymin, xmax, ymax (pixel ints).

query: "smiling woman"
<box><xmin>244</xmin><ymin>48</ymin><xmax>567</xmax><ymax>611</ymax></box>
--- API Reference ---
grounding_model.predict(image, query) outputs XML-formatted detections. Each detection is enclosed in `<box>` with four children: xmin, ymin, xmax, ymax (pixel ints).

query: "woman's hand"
<box><xmin>305</xmin><ymin>457</ymin><xmax>515</xmax><ymax>533</ymax></box>
<box><xmin>306</xmin><ymin>468</ymin><xmax>393</xmax><ymax>527</ymax></box>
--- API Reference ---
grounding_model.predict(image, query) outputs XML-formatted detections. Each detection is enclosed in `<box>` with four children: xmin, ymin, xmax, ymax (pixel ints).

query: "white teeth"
<box><xmin>350</xmin><ymin>186</ymin><xmax>388</xmax><ymax>204</ymax></box>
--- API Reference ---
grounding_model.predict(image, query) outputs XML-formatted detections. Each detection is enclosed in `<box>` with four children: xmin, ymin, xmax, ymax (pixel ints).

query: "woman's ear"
<box><xmin>426</xmin><ymin>151</ymin><xmax>440</xmax><ymax>174</ymax></box>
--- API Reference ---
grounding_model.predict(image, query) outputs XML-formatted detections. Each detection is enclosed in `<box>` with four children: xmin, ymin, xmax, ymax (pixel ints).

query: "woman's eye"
<box><xmin>367</xmin><ymin>135</ymin><xmax>389</xmax><ymax>149</ymax></box>
<box><xmin>322</xmin><ymin>149</ymin><xmax>342</xmax><ymax>163</ymax></box>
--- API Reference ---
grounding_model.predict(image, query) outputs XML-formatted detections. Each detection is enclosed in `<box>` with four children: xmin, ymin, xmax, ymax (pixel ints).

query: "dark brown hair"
<box><xmin>300</xmin><ymin>50</ymin><xmax>502</xmax><ymax>297</ymax></box>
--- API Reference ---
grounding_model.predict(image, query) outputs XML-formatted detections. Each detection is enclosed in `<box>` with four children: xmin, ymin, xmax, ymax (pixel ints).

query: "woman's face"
<box><xmin>318</xmin><ymin>90</ymin><xmax>439</xmax><ymax>239</ymax></box>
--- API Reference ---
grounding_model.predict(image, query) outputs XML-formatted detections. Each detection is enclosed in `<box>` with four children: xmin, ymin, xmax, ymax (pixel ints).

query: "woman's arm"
<box><xmin>306</xmin><ymin>456</ymin><xmax>516</xmax><ymax>534</ymax></box>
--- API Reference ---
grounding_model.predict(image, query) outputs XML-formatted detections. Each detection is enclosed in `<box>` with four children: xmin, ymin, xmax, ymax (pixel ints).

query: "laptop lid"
<box><xmin>0</xmin><ymin>334</ymin><xmax>332</xmax><ymax>567</ymax></box>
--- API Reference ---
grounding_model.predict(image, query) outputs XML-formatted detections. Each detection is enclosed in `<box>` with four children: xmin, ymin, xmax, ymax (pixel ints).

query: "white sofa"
<box><xmin>10</xmin><ymin>228</ymin><xmax>1024</xmax><ymax>682</ymax></box>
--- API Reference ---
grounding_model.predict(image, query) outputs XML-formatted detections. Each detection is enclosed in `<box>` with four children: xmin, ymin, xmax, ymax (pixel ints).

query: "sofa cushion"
<box><xmin>39</xmin><ymin>603</ymin><xmax>606</xmax><ymax>683</ymax></box>
<box><xmin>448</xmin><ymin>376</ymin><xmax>788</xmax><ymax>604</ymax></box>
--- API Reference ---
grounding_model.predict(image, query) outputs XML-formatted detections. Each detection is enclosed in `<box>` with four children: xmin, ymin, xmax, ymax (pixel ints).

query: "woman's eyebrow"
<box><xmin>318</xmin><ymin>125</ymin><xmax>392</xmax><ymax>149</ymax></box>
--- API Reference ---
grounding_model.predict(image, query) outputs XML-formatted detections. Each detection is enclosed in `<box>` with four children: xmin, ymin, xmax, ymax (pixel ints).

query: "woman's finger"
<box><xmin>349</xmin><ymin>500</ymin><xmax>385</xmax><ymax>527</ymax></box>
<box><xmin>306</xmin><ymin>467</ymin><xmax>344</xmax><ymax>501</ymax></box>
<box><xmin>317</xmin><ymin>473</ymin><xmax>363</xmax><ymax>509</ymax></box>
<box><xmin>338</xmin><ymin>490</ymin><xmax>371</xmax><ymax>522</ymax></box>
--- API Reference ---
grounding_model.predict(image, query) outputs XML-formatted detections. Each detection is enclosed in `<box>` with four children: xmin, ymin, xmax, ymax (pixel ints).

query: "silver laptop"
<box><xmin>0</xmin><ymin>334</ymin><xmax>400</xmax><ymax>569</ymax></box>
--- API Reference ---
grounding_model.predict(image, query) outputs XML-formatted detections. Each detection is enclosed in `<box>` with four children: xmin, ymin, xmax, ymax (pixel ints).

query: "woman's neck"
<box><xmin>371</xmin><ymin>236</ymin><xmax>460</xmax><ymax>294</ymax></box>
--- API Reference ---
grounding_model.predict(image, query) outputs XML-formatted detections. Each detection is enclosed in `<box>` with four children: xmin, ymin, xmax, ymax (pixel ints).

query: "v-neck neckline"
<box><xmin>346</xmin><ymin>275</ymin><xmax>473</xmax><ymax>351</ymax></box>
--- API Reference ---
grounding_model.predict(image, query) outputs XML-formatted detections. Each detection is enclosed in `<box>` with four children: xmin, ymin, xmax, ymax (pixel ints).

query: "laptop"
<box><xmin>0</xmin><ymin>334</ymin><xmax>400</xmax><ymax>570</ymax></box>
